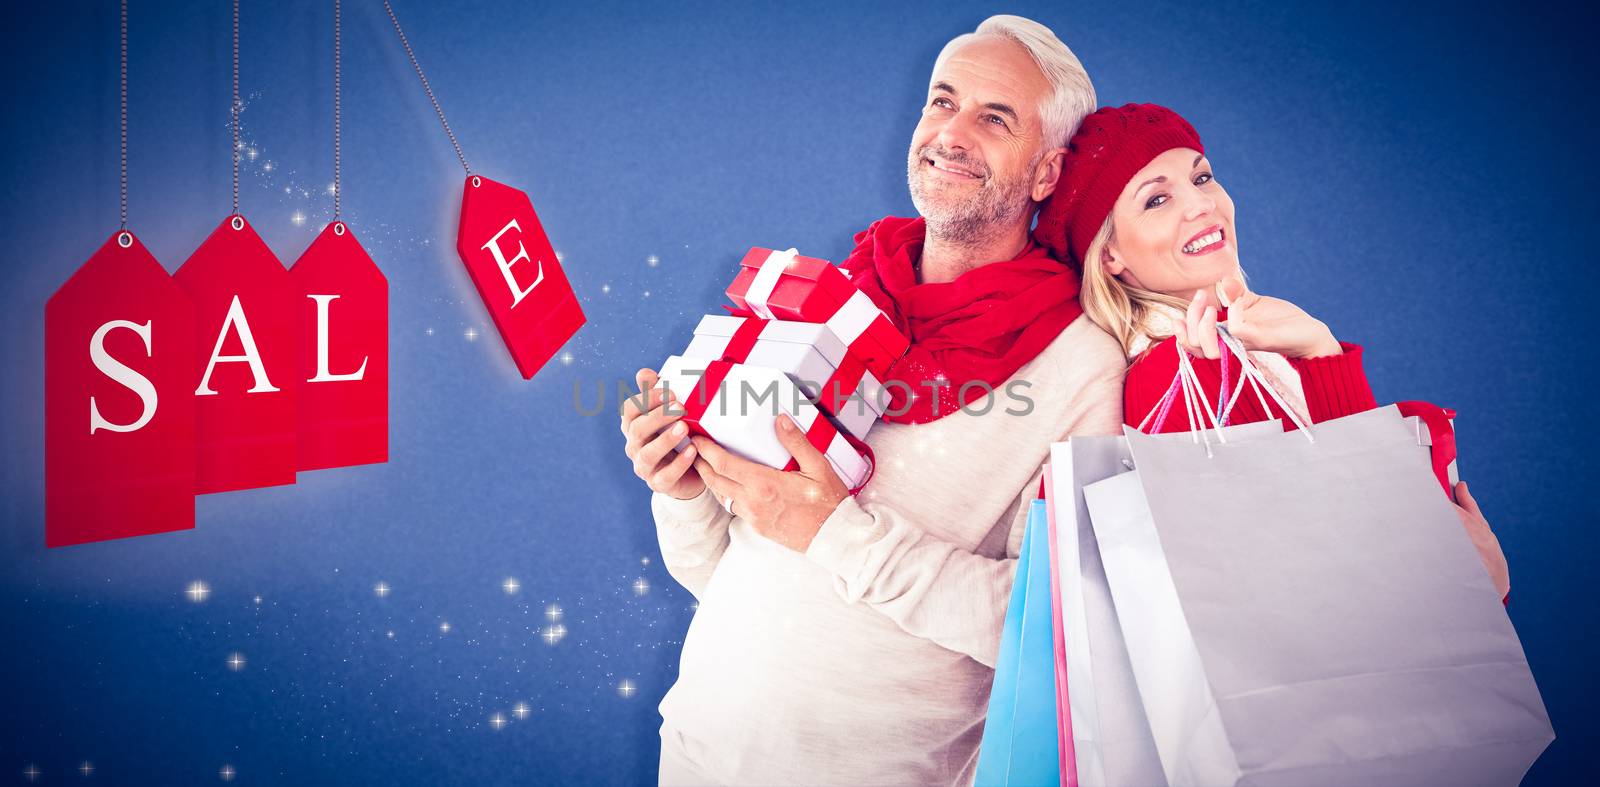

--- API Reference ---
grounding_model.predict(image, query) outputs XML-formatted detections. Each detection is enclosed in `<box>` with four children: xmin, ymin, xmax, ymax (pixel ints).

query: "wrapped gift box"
<box><xmin>653</xmin><ymin>354</ymin><xmax>871</xmax><ymax>490</ymax></box>
<box><xmin>725</xmin><ymin>247</ymin><xmax>909</xmax><ymax>379</ymax></box>
<box><xmin>681</xmin><ymin>314</ymin><xmax>886</xmax><ymax>440</ymax></box>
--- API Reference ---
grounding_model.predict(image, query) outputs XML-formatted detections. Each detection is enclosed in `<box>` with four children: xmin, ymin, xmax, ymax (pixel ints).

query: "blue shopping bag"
<box><xmin>975</xmin><ymin>500</ymin><xmax>1061</xmax><ymax>786</ymax></box>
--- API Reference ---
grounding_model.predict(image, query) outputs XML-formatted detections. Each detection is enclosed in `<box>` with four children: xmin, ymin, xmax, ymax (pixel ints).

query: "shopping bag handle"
<box><xmin>1135</xmin><ymin>339</ymin><xmax>1231</xmax><ymax>454</ymax></box>
<box><xmin>1217</xmin><ymin>325</ymin><xmax>1315</xmax><ymax>443</ymax></box>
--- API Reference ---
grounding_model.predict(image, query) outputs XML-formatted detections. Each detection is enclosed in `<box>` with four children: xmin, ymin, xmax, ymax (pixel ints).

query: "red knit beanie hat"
<box><xmin>1034</xmin><ymin>103</ymin><xmax>1204</xmax><ymax>268</ymax></box>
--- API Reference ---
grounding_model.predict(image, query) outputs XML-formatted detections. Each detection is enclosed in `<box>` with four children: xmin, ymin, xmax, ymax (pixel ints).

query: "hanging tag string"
<box><xmin>333</xmin><ymin>0</ymin><xmax>341</xmax><ymax>220</ymax></box>
<box><xmin>119</xmin><ymin>0</ymin><xmax>128</xmax><ymax>233</ymax></box>
<box><xmin>382</xmin><ymin>0</ymin><xmax>472</xmax><ymax>175</ymax></box>
<box><xmin>231</xmin><ymin>0</ymin><xmax>240</xmax><ymax>218</ymax></box>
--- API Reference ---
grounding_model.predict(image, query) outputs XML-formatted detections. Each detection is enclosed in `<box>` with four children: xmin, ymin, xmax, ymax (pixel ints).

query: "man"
<box><xmin>621</xmin><ymin>15</ymin><xmax>1125</xmax><ymax>786</ymax></box>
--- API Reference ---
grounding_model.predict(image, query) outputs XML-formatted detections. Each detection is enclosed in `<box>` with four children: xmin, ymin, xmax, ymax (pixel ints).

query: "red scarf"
<box><xmin>843</xmin><ymin>216</ymin><xmax>1084</xmax><ymax>423</ymax></box>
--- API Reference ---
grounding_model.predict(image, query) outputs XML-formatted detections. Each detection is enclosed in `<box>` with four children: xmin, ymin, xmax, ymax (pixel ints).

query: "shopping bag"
<box><xmin>975</xmin><ymin>500</ymin><xmax>1061</xmax><ymax>786</ymax></box>
<box><xmin>1085</xmin><ymin>406</ymin><xmax>1553</xmax><ymax>787</ymax></box>
<box><xmin>1040</xmin><ymin>469</ymin><xmax>1078</xmax><ymax>787</ymax></box>
<box><xmin>1049</xmin><ymin>421</ymin><xmax>1283</xmax><ymax>787</ymax></box>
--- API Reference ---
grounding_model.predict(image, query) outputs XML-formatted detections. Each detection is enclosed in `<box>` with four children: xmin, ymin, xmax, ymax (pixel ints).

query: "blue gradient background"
<box><xmin>2</xmin><ymin>0</ymin><xmax>1594</xmax><ymax>784</ymax></box>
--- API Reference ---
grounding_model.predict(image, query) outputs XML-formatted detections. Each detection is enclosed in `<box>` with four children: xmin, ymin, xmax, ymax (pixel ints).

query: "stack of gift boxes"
<box><xmin>654</xmin><ymin>247</ymin><xmax>909</xmax><ymax>490</ymax></box>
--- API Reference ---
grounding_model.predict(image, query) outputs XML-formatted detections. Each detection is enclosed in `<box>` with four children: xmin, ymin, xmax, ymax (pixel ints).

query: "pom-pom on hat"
<box><xmin>1034</xmin><ymin>103</ymin><xmax>1204</xmax><ymax>268</ymax></box>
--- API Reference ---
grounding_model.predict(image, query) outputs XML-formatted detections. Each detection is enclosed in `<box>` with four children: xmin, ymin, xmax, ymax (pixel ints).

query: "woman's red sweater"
<box><xmin>1123</xmin><ymin>336</ymin><xmax>1379</xmax><ymax>434</ymax></box>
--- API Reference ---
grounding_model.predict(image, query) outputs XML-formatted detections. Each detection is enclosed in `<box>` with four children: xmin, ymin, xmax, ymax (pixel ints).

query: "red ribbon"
<box><xmin>1396</xmin><ymin>400</ymin><xmax>1458</xmax><ymax>500</ymax></box>
<box><xmin>840</xmin><ymin>431</ymin><xmax>877</xmax><ymax>495</ymax></box>
<box><xmin>676</xmin><ymin>359</ymin><xmax>734</xmax><ymax>441</ymax></box>
<box><xmin>818</xmin><ymin>352</ymin><xmax>867</xmax><ymax>416</ymax></box>
<box><xmin>719</xmin><ymin>317</ymin><xmax>769</xmax><ymax>363</ymax></box>
<box><xmin>784</xmin><ymin>415</ymin><xmax>876</xmax><ymax>496</ymax></box>
<box><xmin>782</xmin><ymin>415</ymin><xmax>836</xmax><ymax>473</ymax></box>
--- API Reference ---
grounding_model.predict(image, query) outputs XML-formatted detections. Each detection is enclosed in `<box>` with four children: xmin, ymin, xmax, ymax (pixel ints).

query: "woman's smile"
<box><xmin>1181</xmin><ymin>224</ymin><xmax>1226</xmax><ymax>256</ymax></box>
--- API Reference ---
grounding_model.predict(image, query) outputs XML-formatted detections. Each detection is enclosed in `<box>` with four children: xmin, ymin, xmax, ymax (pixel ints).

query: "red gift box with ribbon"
<box><xmin>725</xmin><ymin>247</ymin><xmax>908</xmax><ymax>380</ymax></box>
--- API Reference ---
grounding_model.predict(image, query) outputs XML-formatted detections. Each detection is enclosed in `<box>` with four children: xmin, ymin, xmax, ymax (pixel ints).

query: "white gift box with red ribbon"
<box><xmin>652</xmin><ymin>354</ymin><xmax>872</xmax><ymax>491</ymax></box>
<box><xmin>680</xmin><ymin>314</ymin><xmax>887</xmax><ymax>441</ymax></box>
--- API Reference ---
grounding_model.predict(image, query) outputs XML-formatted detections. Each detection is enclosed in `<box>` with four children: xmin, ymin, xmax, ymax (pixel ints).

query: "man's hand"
<box><xmin>621</xmin><ymin>368</ymin><xmax>705</xmax><ymax>500</ymax></box>
<box><xmin>1454</xmin><ymin>481</ymin><xmax>1511</xmax><ymax>599</ymax></box>
<box><xmin>692</xmin><ymin>415</ymin><xmax>851</xmax><ymax>552</ymax></box>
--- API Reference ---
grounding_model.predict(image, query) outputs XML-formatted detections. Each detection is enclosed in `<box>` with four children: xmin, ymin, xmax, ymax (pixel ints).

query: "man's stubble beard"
<box><xmin>908</xmin><ymin>144</ymin><xmax>1041</xmax><ymax>247</ymax></box>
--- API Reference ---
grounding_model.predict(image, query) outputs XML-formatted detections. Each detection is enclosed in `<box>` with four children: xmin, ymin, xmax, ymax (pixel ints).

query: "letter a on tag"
<box><xmin>46</xmin><ymin>231</ymin><xmax>196</xmax><ymax>547</ymax></box>
<box><xmin>289</xmin><ymin>221</ymin><xmax>388</xmax><ymax>471</ymax></box>
<box><xmin>456</xmin><ymin>175</ymin><xmax>585</xmax><ymax>379</ymax></box>
<box><xmin>175</xmin><ymin>216</ymin><xmax>298</xmax><ymax>493</ymax></box>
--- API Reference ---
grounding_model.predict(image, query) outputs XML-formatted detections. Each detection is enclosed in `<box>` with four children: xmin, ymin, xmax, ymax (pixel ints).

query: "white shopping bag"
<box><xmin>1084</xmin><ymin>406</ymin><xmax>1553</xmax><ymax>787</ymax></box>
<box><xmin>1049</xmin><ymin>420</ymin><xmax>1284</xmax><ymax>787</ymax></box>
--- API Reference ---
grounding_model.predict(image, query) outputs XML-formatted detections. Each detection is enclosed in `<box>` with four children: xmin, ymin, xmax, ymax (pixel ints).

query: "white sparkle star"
<box><xmin>501</xmin><ymin>577</ymin><xmax>520</xmax><ymax>595</ymax></box>
<box><xmin>326</xmin><ymin>182</ymin><xmax>337</xmax><ymax>196</ymax></box>
<box><xmin>79</xmin><ymin>761</ymin><xmax>94</xmax><ymax>777</ymax></box>
<box><xmin>541</xmin><ymin>624</ymin><xmax>567</xmax><ymax>645</ymax></box>
<box><xmin>617</xmin><ymin>679</ymin><xmax>637</xmax><ymax>699</ymax></box>
<box><xmin>439</xmin><ymin>621</ymin><xmax>451</xmax><ymax>634</ymax></box>
<box><xmin>646</xmin><ymin>254</ymin><xmax>660</xmax><ymax>267</ymax></box>
<box><xmin>219</xmin><ymin>764</ymin><xmax>236</xmax><ymax>781</ymax></box>
<box><xmin>632</xmin><ymin>577</ymin><xmax>650</xmax><ymax>596</ymax></box>
<box><xmin>262</xmin><ymin>161</ymin><xmax>274</xmax><ymax>172</ymax></box>
<box><xmin>424</xmin><ymin>327</ymin><xmax>434</xmax><ymax>336</ymax></box>
<box><xmin>641</xmin><ymin>556</ymin><xmax>651</xmax><ymax>566</ymax></box>
<box><xmin>23</xmin><ymin>764</ymin><xmax>40</xmax><ymax>782</ymax></box>
<box><xmin>283</xmin><ymin>186</ymin><xmax>292</xmax><ymax>194</ymax></box>
<box><xmin>643</xmin><ymin>290</ymin><xmax>651</xmax><ymax>298</ymax></box>
<box><xmin>601</xmin><ymin>284</ymin><xmax>610</xmax><ymax>294</ymax></box>
<box><xmin>373</xmin><ymin>581</ymin><xmax>391</xmax><ymax>598</ymax></box>
<box><xmin>253</xmin><ymin>595</ymin><xmax>262</xmax><ymax>605</ymax></box>
<box><xmin>290</xmin><ymin>210</ymin><xmax>307</xmax><ymax>227</ymax></box>
<box><xmin>489</xmin><ymin>712</ymin><xmax>508</xmax><ymax>730</ymax></box>
<box><xmin>386</xmin><ymin>630</ymin><xmax>395</xmax><ymax>639</ymax></box>
<box><xmin>512</xmin><ymin>701</ymin><xmax>531</xmax><ymax>720</ymax></box>
<box><xmin>544</xmin><ymin>603</ymin><xmax>563</xmax><ymax>622</ymax></box>
<box><xmin>555</xmin><ymin>250</ymin><xmax>565</xmax><ymax>262</ymax></box>
<box><xmin>185</xmin><ymin>580</ymin><xmax>211</xmax><ymax>603</ymax></box>
<box><xmin>559</xmin><ymin>351</ymin><xmax>574</xmax><ymax>366</ymax></box>
<box><xmin>226</xmin><ymin>652</ymin><xmax>247</xmax><ymax>671</ymax></box>
<box><xmin>464</xmin><ymin>327</ymin><xmax>480</xmax><ymax>342</ymax></box>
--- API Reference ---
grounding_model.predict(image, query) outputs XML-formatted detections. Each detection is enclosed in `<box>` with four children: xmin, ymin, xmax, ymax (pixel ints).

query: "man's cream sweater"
<box><xmin>652</xmin><ymin>315</ymin><xmax>1126</xmax><ymax>786</ymax></box>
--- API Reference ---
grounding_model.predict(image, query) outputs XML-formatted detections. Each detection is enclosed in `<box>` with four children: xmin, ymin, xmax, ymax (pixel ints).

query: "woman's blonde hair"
<box><xmin>1077</xmin><ymin>216</ymin><xmax>1190</xmax><ymax>357</ymax></box>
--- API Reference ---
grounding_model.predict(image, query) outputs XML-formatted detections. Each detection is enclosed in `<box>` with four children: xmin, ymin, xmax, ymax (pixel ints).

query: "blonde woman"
<box><xmin>1033</xmin><ymin>103</ymin><xmax>1509</xmax><ymax>599</ymax></box>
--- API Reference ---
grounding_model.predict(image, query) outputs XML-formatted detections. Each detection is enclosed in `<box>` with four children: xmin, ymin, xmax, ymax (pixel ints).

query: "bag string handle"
<box><xmin>1216</xmin><ymin>325</ymin><xmax>1315</xmax><ymax>443</ymax></box>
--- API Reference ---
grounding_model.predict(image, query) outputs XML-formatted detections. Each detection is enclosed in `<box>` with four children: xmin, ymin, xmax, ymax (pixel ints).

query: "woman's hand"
<box><xmin>1217</xmin><ymin>278</ymin><xmax>1342</xmax><ymax>358</ymax></box>
<box><xmin>1171</xmin><ymin>287</ymin><xmax>1225</xmax><ymax>359</ymax></box>
<box><xmin>1455</xmin><ymin>481</ymin><xmax>1511</xmax><ymax>599</ymax></box>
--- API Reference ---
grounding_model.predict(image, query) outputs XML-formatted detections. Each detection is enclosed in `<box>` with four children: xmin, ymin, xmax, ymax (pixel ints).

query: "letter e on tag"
<box><xmin>456</xmin><ymin>175</ymin><xmax>584</xmax><ymax>379</ymax></box>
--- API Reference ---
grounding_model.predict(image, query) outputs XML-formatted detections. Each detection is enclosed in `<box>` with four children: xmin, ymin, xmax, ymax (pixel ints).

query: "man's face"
<box><xmin>907</xmin><ymin>36</ymin><xmax>1053</xmax><ymax>243</ymax></box>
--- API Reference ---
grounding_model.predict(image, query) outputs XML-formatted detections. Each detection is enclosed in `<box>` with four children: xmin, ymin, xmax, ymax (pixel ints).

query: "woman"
<box><xmin>1033</xmin><ymin>103</ymin><xmax>1510</xmax><ymax>599</ymax></box>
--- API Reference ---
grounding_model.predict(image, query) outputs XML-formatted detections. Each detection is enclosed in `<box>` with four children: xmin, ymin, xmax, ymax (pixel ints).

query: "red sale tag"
<box><xmin>174</xmin><ymin>216</ymin><xmax>298</xmax><ymax>493</ymax></box>
<box><xmin>288</xmin><ymin>221</ymin><xmax>388</xmax><ymax>471</ymax></box>
<box><xmin>46</xmin><ymin>231</ymin><xmax>196</xmax><ymax>547</ymax></box>
<box><xmin>456</xmin><ymin>175</ymin><xmax>585</xmax><ymax>379</ymax></box>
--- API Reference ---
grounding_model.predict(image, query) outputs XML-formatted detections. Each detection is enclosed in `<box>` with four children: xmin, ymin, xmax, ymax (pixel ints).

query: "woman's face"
<box><xmin>1103</xmin><ymin>147</ymin><xmax>1240</xmax><ymax>298</ymax></box>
